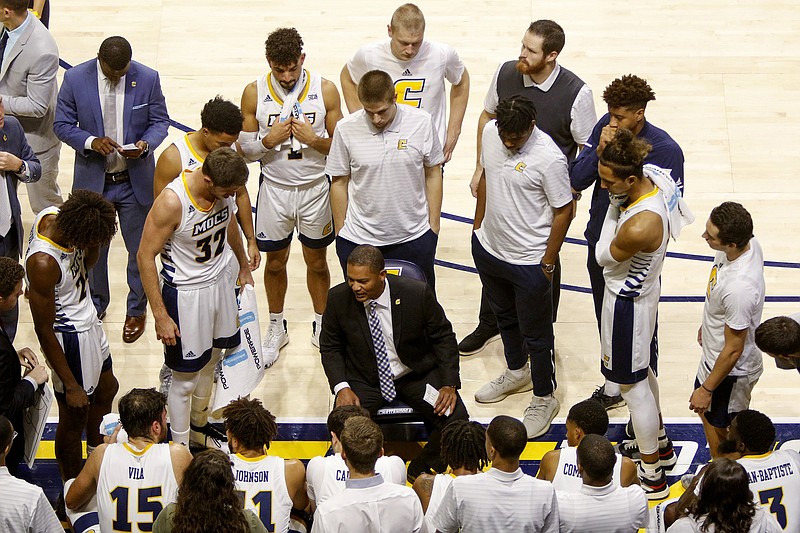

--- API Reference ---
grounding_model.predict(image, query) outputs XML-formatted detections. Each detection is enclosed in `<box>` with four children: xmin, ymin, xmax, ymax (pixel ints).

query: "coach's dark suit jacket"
<box><xmin>321</xmin><ymin>274</ymin><xmax>461</xmax><ymax>393</ymax></box>
<box><xmin>0</xmin><ymin>323</ymin><xmax>36</xmax><ymax>474</ymax></box>
<box><xmin>53</xmin><ymin>59</ymin><xmax>169</xmax><ymax>207</ymax></box>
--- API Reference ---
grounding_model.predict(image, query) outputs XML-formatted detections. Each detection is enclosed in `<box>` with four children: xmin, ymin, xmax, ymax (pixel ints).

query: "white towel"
<box><xmin>272</xmin><ymin>70</ymin><xmax>308</xmax><ymax>152</ymax></box>
<box><xmin>644</xmin><ymin>163</ymin><xmax>694</xmax><ymax>239</ymax></box>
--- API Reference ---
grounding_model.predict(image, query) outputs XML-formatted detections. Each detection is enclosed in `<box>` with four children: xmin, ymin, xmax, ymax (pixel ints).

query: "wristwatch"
<box><xmin>541</xmin><ymin>262</ymin><xmax>556</xmax><ymax>274</ymax></box>
<box><xmin>15</xmin><ymin>161</ymin><xmax>25</xmax><ymax>174</ymax></box>
<box><xmin>139</xmin><ymin>141</ymin><xmax>150</xmax><ymax>158</ymax></box>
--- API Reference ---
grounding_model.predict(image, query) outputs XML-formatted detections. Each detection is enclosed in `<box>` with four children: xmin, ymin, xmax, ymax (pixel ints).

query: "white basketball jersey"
<box><xmin>160</xmin><ymin>174</ymin><xmax>235</xmax><ymax>286</ymax></box>
<box><xmin>256</xmin><ymin>70</ymin><xmax>328</xmax><ymax>187</ymax></box>
<box><xmin>306</xmin><ymin>453</ymin><xmax>406</xmax><ymax>505</ymax></box>
<box><xmin>346</xmin><ymin>40</ymin><xmax>465</xmax><ymax>146</ymax></box>
<box><xmin>738</xmin><ymin>450</ymin><xmax>800</xmax><ymax>532</ymax></box>
<box><xmin>551</xmin><ymin>446</ymin><xmax>623</xmax><ymax>492</ymax></box>
<box><xmin>174</xmin><ymin>133</ymin><xmax>204</xmax><ymax>172</ymax></box>
<box><xmin>425</xmin><ymin>473</ymin><xmax>455</xmax><ymax>531</ymax></box>
<box><xmin>701</xmin><ymin>238</ymin><xmax>765</xmax><ymax>377</ymax></box>
<box><xmin>25</xmin><ymin>207</ymin><xmax>98</xmax><ymax>332</ymax></box>
<box><xmin>230</xmin><ymin>453</ymin><xmax>292</xmax><ymax>533</ymax></box>
<box><xmin>604</xmin><ymin>187</ymin><xmax>670</xmax><ymax>298</ymax></box>
<box><xmin>96</xmin><ymin>443</ymin><xmax>179</xmax><ymax>533</ymax></box>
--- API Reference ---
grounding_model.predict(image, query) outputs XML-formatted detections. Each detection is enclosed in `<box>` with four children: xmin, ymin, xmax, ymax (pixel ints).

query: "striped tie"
<box><xmin>368</xmin><ymin>301</ymin><xmax>396</xmax><ymax>401</ymax></box>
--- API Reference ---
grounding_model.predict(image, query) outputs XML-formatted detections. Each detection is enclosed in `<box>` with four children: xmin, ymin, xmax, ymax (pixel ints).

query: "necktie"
<box><xmin>0</xmin><ymin>31</ymin><xmax>9</xmax><ymax>73</ymax></box>
<box><xmin>103</xmin><ymin>79</ymin><xmax>124</xmax><ymax>173</ymax></box>
<box><xmin>0</xmin><ymin>171</ymin><xmax>11</xmax><ymax>237</ymax></box>
<box><xmin>368</xmin><ymin>301</ymin><xmax>396</xmax><ymax>401</ymax></box>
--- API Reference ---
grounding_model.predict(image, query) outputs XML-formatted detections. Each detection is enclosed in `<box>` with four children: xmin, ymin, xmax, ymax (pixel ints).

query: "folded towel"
<box><xmin>644</xmin><ymin>163</ymin><xmax>694</xmax><ymax>239</ymax></box>
<box><xmin>274</xmin><ymin>70</ymin><xmax>308</xmax><ymax>152</ymax></box>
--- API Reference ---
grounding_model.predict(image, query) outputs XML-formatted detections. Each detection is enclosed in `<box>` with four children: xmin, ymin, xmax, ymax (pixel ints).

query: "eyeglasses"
<box><xmin>12</xmin><ymin>431</ymin><xmax>17</xmax><ymax>442</ymax></box>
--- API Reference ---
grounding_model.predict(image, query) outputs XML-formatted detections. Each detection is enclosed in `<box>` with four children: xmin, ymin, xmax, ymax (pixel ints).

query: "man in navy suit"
<box><xmin>0</xmin><ymin>94</ymin><xmax>40</xmax><ymax>341</ymax></box>
<box><xmin>320</xmin><ymin>245</ymin><xmax>469</xmax><ymax>483</ymax></box>
<box><xmin>54</xmin><ymin>36</ymin><xmax>170</xmax><ymax>343</ymax></box>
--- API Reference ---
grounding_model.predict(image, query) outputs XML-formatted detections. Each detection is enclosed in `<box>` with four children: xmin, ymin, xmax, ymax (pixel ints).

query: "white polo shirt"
<box><xmin>313</xmin><ymin>474</ymin><xmax>426</xmax><ymax>533</ymax></box>
<box><xmin>700</xmin><ymin>238</ymin><xmax>766</xmax><ymax>377</ymax></box>
<box><xmin>556</xmin><ymin>482</ymin><xmax>648</xmax><ymax>533</ymax></box>
<box><xmin>484</xmin><ymin>63</ymin><xmax>596</xmax><ymax>146</ymax></box>
<box><xmin>326</xmin><ymin>104</ymin><xmax>444</xmax><ymax>245</ymax></box>
<box><xmin>346</xmin><ymin>39</ymin><xmax>465</xmax><ymax>147</ymax></box>
<box><xmin>430</xmin><ymin>467</ymin><xmax>559</xmax><ymax>533</ymax></box>
<box><xmin>306</xmin><ymin>452</ymin><xmax>407</xmax><ymax>505</ymax></box>
<box><xmin>475</xmin><ymin>122</ymin><xmax>571</xmax><ymax>265</ymax></box>
<box><xmin>0</xmin><ymin>466</ymin><xmax>63</xmax><ymax>532</ymax></box>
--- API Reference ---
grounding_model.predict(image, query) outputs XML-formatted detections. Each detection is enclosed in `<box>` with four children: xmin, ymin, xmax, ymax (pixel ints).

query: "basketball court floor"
<box><xmin>14</xmin><ymin>0</ymin><xmax>800</xmax><ymax>497</ymax></box>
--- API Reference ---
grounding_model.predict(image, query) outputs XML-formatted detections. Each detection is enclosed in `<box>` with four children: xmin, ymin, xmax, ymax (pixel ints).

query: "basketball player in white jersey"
<box><xmin>537</xmin><ymin>400</ymin><xmax>638</xmax><ymax>491</ymax></box>
<box><xmin>690</xmin><ymin>202</ymin><xmax>765</xmax><ymax>458</ymax></box>
<box><xmin>65</xmin><ymin>388</ymin><xmax>192</xmax><ymax>533</ymax></box>
<box><xmin>307</xmin><ymin>405</ymin><xmax>407</xmax><ymax>511</ymax></box>
<box><xmin>239</xmin><ymin>27</ymin><xmax>343</xmax><ymax>365</ymax></box>
<box><xmin>340</xmin><ymin>3</ymin><xmax>469</xmax><ymax>162</ymax></box>
<box><xmin>660</xmin><ymin>410</ymin><xmax>800</xmax><ymax>532</ymax></box>
<box><xmin>412</xmin><ymin>419</ymin><xmax>487</xmax><ymax>531</ymax></box>
<box><xmin>155</xmin><ymin>96</ymin><xmax>259</xmax><ymax>269</ymax></box>
<box><xmin>153</xmin><ymin>96</ymin><xmax>258</xmax><ymax>399</ymax></box>
<box><xmin>730</xmin><ymin>410</ymin><xmax>800</xmax><ymax>533</ymax></box>
<box><xmin>595</xmin><ymin>129</ymin><xmax>682</xmax><ymax>499</ymax></box>
<box><xmin>556</xmin><ymin>434</ymin><xmax>648</xmax><ymax>533</ymax></box>
<box><xmin>137</xmin><ymin>148</ymin><xmax>254</xmax><ymax>449</ymax></box>
<box><xmin>223</xmin><ymin>398</ymin><xmax>307</xmax><ymax>533</ymax></box>
<box><xmin>26</xmin><ymin>190</ymin><xmax>120</xmax><ymax>485</ymax></box>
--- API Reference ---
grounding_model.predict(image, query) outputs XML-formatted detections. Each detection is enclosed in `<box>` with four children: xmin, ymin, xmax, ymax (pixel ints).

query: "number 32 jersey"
<box><xmin>25</xmin><ymin>207</ymin><xmax>97</xmax><ymax>332</ymax></box>
<box><xmin>160</xmin><ymin>173</ymin><xmax>235</xmax><ymax>286</ymax></box>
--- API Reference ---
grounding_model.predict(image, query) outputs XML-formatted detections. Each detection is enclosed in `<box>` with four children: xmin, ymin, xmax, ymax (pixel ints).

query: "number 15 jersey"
<box><xmin>161</xmin><ymin>173</ymin><xmax>235</xmax><ymax>286</ymax></box>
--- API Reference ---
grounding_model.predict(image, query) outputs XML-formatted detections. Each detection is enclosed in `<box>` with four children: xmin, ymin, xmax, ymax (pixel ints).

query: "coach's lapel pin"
<box><xmin>131</xmin><ymin>81</ymin><xmax>136</xmax><ymax>87</ymax></box>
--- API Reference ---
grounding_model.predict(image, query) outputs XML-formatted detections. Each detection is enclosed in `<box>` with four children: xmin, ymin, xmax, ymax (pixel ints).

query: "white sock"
<box><xmin>508</xmin><ymin>365</ymin><xmax>529</xmax><ymax>380</ymax></box>
<box><xmin>269</xmin><ymin>312</ymin><xmax>284</xmax><ymax>328</ymax></box>
<box><xmin>314</xmin><ymin>313</ymin><xmax>323</xmax><ymax>329</ymax></box>
<box><xmin>603</xmin><ymin>380</ymin><xmax>621</xmax><ymax>396</ymax></box>
<box><xmin>171</xmin><ymin>428</ymin><xmax>190</xmax><ymax>446</ymax></box>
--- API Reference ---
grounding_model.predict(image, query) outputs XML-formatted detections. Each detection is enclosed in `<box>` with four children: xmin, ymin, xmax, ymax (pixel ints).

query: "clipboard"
<box><xmin>23</xmin><ymin>382</ymin><xmax>53</xmax><ymax>468</ymax></box>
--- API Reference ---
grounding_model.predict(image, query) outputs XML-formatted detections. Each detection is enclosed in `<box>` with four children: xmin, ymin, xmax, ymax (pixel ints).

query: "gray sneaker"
<box><xmin>474</xmin><ymin>365</ymin><xmax>533</xmax><ymax>403</ymax></box>
<box><xmin>523</xmin><ymin>395</ymin><xmax>560</xmax><ymax>439</ymax></box>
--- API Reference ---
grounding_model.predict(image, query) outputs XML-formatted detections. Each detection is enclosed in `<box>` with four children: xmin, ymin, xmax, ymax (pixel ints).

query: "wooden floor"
<box><xmin>19</xmin><ymin>0</ymin><xmax>800</xmax><ymax>424</ymax></box>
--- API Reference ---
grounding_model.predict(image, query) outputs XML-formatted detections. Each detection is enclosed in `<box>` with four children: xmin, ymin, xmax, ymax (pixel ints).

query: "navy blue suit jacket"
<box><xmin>0</xmin><ymin>115</ymin><xmax>41</xmax><ymax>251</ymax></box>
<box><xmin>53</xmin><ymin>59</ymin><xmax>170</xmax><ymax>206</ymax></box>
<box><xmin>569</xmin><ymin>114</ymin><xmax>685</xmax><ymax>244</ymax></box>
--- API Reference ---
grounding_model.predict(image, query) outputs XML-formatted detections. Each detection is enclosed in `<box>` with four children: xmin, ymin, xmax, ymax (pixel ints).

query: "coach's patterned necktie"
<box><xmin>368</xmin><ymin>301</ymin><xmax>396</xmax><ymax>401</ymax></box>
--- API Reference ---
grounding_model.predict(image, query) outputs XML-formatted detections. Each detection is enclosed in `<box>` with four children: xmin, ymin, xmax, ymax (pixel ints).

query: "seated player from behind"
<box><xmin>412</xmin><ymin>419</ymin><xmax>488</xmax><ymax>530</ymax></box>
<box><xmin>65</xmin><ymin>388</ymin><xmax>192</xmax><ymax>532</ymax></box>
<box><xmin>306</xmin><ymin>405</ymin><xmax>406</xmax><ymax>511</ymax></box>
<box><xmin>555</xmin><ymin>434</ymin><xmax>648</xmax><ymax>532</ymax></box>
<box><xmin>537</xmin><ymin>399</ymin><xmax>638</xmax><ymax>490</ymax></box>
<box><xmin>313</xmin><ymin>416</ymin><xmax>425</xmax><ymax>533</ymax></box>
<box><xmin>224</xmin><ymin>398</ymin><xmax>308</xmax><ymax>533</ymax></box>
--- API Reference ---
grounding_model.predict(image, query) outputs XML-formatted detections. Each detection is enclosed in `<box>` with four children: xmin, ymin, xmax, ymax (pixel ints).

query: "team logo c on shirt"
<box><xmin>515</xmin><ymin>162</ymin><xmax>527</xmax><ymax>173</ymax></box>
<box><xmin>706</xmin><ymin>264</ymin><xmax>719</xmax><ymax>298</ymax></box>
<box><xmin>397</xmin><ymin>139</ymin><xmax>408</xmax><ymax>150</ymax></box>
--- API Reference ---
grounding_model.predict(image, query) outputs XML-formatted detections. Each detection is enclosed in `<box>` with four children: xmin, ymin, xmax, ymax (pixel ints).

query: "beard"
<box><xmin>515</xmin><ymin>58</ymin><xmax>547</xmax><ymax>76</ymax></box>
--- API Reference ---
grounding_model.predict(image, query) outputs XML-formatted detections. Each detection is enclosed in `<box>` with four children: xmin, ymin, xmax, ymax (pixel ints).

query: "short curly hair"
<box><xmin>0</xmin><ymin>257</ymin><xmax>24</xmax><ymax>298</ymax></box>
<box><xmin>265</xmin><ymin>27</ymin><xmax>303</xmax><ymax>66</ymax></box>
<box><xmin>603</xmin><ymin>75</ymin><xmax>656</xmax><ymax>111</ymax></box>
<box><xmin>200</xmin><ymin>96</ymin><xmax>243</xmax><ymax>136</ymax></box>
<box><xmin>223</xmin><ymin>397</ymin><xmax>278</xmax><ymax>451</ymax></box>
<box><xmin>56</xmin><ymin>190</ymin><xmax>117</xmax><ymax>249</ymax></box>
